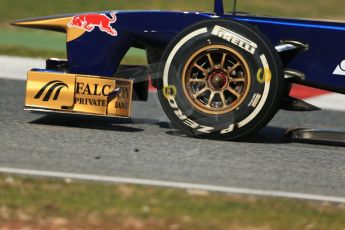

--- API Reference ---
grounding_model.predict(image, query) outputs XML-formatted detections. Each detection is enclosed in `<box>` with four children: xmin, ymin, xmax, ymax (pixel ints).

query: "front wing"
<box><xmin>25</xmin><ymin>70</ymin><xmax>133</xmax><ymax>118</ymax></box>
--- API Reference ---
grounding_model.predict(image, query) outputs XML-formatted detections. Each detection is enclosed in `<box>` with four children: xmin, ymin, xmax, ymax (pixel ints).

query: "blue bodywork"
<box><xmin>65</xmin><ymin>10</ymin><xmax>345</xmax><ymax>94</ymax></box>
<box><xmin>13</xmin><ymin>0</ymin><xmax>345</xmax><ymax>94</ymax></box>
<box><xmin>237</xmin><ymin>16</ymin><xmax>345</xmax><ymax>93</ymax></box>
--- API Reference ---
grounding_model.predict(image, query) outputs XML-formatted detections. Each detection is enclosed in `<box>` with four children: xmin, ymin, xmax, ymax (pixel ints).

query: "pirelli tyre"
<box><xmin>158</xmin><ymin>19</ymin><xmax>284</xmax><ymax>140</ymax></box>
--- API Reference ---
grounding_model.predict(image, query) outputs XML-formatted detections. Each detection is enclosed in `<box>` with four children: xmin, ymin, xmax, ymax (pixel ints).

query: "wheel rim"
<box><xmin>182</xmin><ymin>45</ymin><xmax>251</xmax><ymax>115</ymax></box>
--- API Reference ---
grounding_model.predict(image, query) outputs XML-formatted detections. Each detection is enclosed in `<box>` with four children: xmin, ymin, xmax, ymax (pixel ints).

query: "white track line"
<box><xmin>1</xmin><ymin>167</ymin><xmax>345</xmax><ymax>203</ymax></box>
<box><xmin>0</xmin><ymin>55</ymin><xmax>44</xmax><ymax>80</ymax></box>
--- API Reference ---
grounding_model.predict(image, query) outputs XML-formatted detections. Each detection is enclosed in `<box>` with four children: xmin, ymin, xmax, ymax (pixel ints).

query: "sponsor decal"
<box><xmin>256</xmin><ymin>67</ymin><xmax>271</xmax><ymax>83</ymax></box>
<box><xmin>109</xmin><ymin>87</ymin><xmax>131</xmax><ymax>109</ymax></box>
<box><xmin>34</xmin><ymin>80</ymin><xmax>68</xmax><ymax>102</ymax></box>
<box><xmin>212</xmin><ymin>25</ymin><xmax>258</xmax><ymax>55</ymax></box>
<box><xmin>164</xmin><ymin>85</ymin><xmax>234</xmax><ymax>134</ymax></box>
<box><xmin>75</xmin><ymin>81</ymin><xmax>112</xmax><ymax>107</ymax></box>
<box><xmin>68</xmin><ymin>12</ymin><xmax>118</xmax><ymax>36</ymax></box>
<box><xmin>333</xmin><ymin>60</ymin><xmax>345</xmax><ymax>76</ymax></box>
<box><xmin>25</xmin><ymin>71</ymin><xmax>132</xmax><ymax>117</ymax></box>
<box><xmin>107</xmin><ymin>80</ymin><xmax>133</xmax><ymax>117</ymax></box>
<box><xmin>237</xmin><ymin>54</ymin><xmax>271</xmax><ymax>128</ymax></box>
<box><xmin>26</xmin><ymin>72</ymin><xmax>75</xmax><ymax>110</ymax></box>
<box><xmin>73</xmin><ymin>77</ymin><xmax>132</xmax><ymax>117</ymax></box>
<box><xmin>163</xmin><ymin>85</ymin><xmax>177</xmax><ymax>99</ymax></box>
<box><xmin>220</xmin><ymin>124</ymin><xmax>235</xmax><ymax>134</ymax></box>
<box><xmin>166</xmin><ymin>92</ymin><xmax>237</xmax><ymax>134</ymax></box>
<box><xmin>248</xmin><ymin>93</ymin><xmax>262</xmax><ymax>108</ymax></box>
<box><xmin>165</xmin><ymin>93</ymin><xmax>215</xmax><ymax>134</ymax></box>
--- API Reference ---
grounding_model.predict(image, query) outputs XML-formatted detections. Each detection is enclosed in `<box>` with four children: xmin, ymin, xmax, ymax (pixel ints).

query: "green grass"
<box><xmin>1</xmin><ymin>174</ymin><xmax>345</xmax><ymax>230</ymax></box>
<box><xmin>0</xmin><ymin>45</ymin><xmax>65</xmax><ymax>58</ymax></box>
<box><xmin>0</xmin><ymin>30</ymin><xmax>66</xmax><ymax>51</ymax></box>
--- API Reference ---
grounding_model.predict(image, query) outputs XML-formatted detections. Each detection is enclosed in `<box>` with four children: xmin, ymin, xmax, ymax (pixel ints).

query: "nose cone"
<box><xmin>11</xmin><ymin>14</ymin><xmax>74</xmax><ymax>32</ymax></box>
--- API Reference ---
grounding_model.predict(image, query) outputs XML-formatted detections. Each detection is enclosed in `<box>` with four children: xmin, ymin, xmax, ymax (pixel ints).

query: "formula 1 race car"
<box><xmin>12</xmin><ymin>0</ymin><xmax>345</xmax><ymax>140</ymax></box>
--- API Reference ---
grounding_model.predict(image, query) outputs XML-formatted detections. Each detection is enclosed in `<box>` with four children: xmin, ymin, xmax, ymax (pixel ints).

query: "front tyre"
<box><xmin>158</xmin><ymin>19</ymin><xmax>284</xmax><ymax>140</ymax></box>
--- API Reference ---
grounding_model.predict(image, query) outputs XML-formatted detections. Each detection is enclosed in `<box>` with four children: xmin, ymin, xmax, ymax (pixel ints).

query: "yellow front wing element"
<box><xmin>26</xmin><ymin>71</ymin><xmax>75</xmax><ymax>110</ymax></box>
<box><xmin>25</xmin><ymin>71</ymin><xmax>133</xmax><ymax>118</ymax></box>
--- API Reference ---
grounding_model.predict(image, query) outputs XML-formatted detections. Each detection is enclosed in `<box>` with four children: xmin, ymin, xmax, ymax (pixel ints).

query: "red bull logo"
<box><xmin>68</xmin><ymin>12</ymin><xmax>118</xmax><ymax>36</ymax></box>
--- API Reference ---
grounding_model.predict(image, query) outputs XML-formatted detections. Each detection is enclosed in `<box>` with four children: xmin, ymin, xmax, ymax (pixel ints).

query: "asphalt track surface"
<box><xmin>1</xmin><ymin>77</ymin><xmax>345</xmax><ymax>201</ymax></box>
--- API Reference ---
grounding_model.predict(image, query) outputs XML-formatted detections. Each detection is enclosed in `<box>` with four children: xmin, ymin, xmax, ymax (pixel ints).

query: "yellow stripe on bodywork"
<box><xmin>66</xmin><ymin>27</ymin><xmax>86</xmax><ymax>42</ymax></box>
<box><xmin>12</xmin><ymin>17</ymin><xmax>85</xmax><ymax>42</ymax></box>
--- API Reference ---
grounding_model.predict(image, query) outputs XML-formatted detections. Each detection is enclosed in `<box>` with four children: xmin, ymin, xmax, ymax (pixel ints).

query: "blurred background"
<box><xmin>1</xmin><ymin>0</ymin><xmax>344</xmax><ymax>63</ymax></box>
<box><xmin>1</xmin><ymin>1</ymin><xmax>345</xmax><ymax>230</ymax></box>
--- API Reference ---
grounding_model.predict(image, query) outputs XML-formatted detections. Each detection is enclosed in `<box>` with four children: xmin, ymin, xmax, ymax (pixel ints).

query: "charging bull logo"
<box><xmin>68</xmin><ymin>12</ymin><xmax>118</xmax><ymax>36</ymax></box>
<box><xmin>34</xmin><ymin>80</ymin><xmax>69</xmax><ymax>102</ymax></box>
